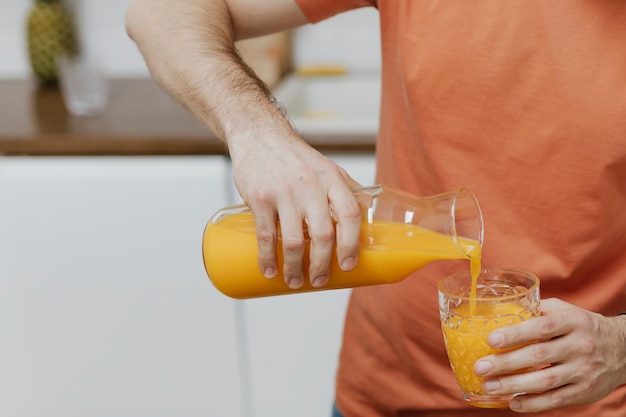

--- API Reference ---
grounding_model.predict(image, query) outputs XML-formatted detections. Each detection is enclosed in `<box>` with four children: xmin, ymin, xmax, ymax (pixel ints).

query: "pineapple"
<box><xmin>26</xmin><ymin>0</ymin><xmax>78</xmax><ymax>84</ymax></box>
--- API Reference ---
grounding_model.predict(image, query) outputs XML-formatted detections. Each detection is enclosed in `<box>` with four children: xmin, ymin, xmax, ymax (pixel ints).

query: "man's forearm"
<box><xmin>126</xmin><ymin>0</ymin><xmax>290</xmax><ymax>143</ymax></box>
<box><xmin>614</xmin><ymin>313</ymin><xmax>626</xmax><ymax>387</ymax></box>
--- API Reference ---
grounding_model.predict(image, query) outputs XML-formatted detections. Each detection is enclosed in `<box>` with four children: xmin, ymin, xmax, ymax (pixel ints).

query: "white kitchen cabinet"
<box><xmin>0</xmin><ymin>156</ymin><xmax>244</xmax><ymax>417</ymax></box>
<box><xmin>329</xmin><ymin>153</ymin><xmax>377</xmax><ymax>189</ymax></box>
<box><xmin>230</xmin><ymin>153</ymin><xmax>376</xmax><ymax>417</ymax></box>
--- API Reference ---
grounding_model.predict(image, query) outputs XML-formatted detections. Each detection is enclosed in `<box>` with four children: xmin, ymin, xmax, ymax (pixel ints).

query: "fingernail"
<box><xmin>263</xmin><ymin>267</ymin><xmax>276</xmax><ymax>278</ymax></box>
<box><xmin>312</xmin><ymin>276</ymin><xmax>327</xmax><ymax>288</ymax></box>
<box><xmin>475</xmin><ymin>360</ymin><xmax>492</xmax><ymax>376</ymax></box>
<box><xmin>288</xmin><ymin>277</ymin><xmax>303</xmax><ymax>289</ymax></box>
<box><xmin>509</xmin><ymin>399</ymin><xmax>522</xmax><ymax>410</ymax></box>
<box><xmin>484</xmin><ymin>379</ymin><xmax>500</xmax><ymax>392</ymax></box>
<box><xmin>341</xmin><ymin>257</ymin><xmax>356</xmax><ymax>271</ymax></box>
<box><xmin>488</xmin><ymin>331</ymin><xmax>505</xmax><ymax>348</ymax></box>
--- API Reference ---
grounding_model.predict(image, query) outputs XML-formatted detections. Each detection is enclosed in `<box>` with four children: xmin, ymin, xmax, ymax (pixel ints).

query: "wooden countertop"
<box><xmin>0</xmin><ymin>78</ymin><xmax>375</xmax><ymax>156</ymax></box>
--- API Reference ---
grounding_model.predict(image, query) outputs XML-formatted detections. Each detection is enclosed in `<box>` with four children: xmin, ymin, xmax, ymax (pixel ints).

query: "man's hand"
<box><xmin>127</xmin><ymin>0</ymin><xmax>364</xmax><ymax>288</ymax></box>
<box><xmin>229</xmin><ymin>129</ymin><xmax>362</xmax><ymax>289</ymax></box>
<box><xmin>474</xmin><ymin>298</ymin><xmax>626</xmax><ymax>413</ymax></box>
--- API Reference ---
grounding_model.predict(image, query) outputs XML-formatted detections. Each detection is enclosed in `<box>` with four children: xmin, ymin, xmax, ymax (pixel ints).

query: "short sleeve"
<box><xmin>294</xmin><ymin>0</ymin><xmax>377</xmax><ymax>23</ymax></box>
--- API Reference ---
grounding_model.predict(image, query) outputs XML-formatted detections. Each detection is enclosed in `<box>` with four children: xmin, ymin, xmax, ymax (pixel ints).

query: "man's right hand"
<box><xmin>127</xmin><ymin>0</ymin><xmax>364</xmax><ymax>289</ymax></box>
<box><xmin>229</xmin><ymin>128</ymin><xmax>362</xmax><ymax>289</ymax></box>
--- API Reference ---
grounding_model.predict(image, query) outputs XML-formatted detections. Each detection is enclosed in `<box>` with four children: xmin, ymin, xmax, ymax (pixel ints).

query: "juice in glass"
<box><xmin>438</xmin><ymin>269</ymin><xmax>540</xmax><ymax>408</ymax></box>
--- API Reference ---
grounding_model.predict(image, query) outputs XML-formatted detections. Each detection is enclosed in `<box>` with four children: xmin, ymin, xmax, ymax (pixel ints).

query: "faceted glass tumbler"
<box><xmin>438</xmin><ymin>268</ymin><xmax>540</xmax><ymax>408</ymax></box>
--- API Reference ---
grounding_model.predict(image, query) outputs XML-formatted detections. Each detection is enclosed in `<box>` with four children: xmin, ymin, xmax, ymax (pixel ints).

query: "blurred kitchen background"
<box><xmin>0</xmin><ymin>0</ymin><xmax>381</xmax><ymax>78</ymax></box>
<box><xmin>0</xmin><ymin>1</ymin><xmax>381</xmax><ymax>417</ymax></box>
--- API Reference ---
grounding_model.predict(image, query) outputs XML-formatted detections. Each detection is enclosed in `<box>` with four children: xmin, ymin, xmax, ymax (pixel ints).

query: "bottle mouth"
<box><xmin>451</xmin><ymin>187</ymin><xmax>484</xmax><ymax>258</ymax></box>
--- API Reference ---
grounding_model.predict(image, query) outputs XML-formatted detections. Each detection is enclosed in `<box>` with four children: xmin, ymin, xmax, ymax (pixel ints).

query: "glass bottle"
<box><xmin>202</xmin><ymin>185</ymin><xmax>483</xmax><ymax>299</ymax></box>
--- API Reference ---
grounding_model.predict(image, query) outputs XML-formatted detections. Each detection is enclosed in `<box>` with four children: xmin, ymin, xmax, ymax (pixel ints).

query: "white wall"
<box><xmin>1</xmin><ymin>0</ymin><xmax>149</xmax><ymax>78</ymax></box>
<box><xmin>292</xmin><ymin>7</ymin><xmax>381</xmax><ymax>73</ymax></box>
<box><xmin>0</xmin><ymin>1</ymin><xmax>380</xmax><ymax>79</ymax></box>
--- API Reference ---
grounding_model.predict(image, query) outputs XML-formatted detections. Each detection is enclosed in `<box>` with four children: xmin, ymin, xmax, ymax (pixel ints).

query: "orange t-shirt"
<box><xmin>295</xmin><ymin>1</ymin><xmax>626</xmax><ymax>416</ymax></box>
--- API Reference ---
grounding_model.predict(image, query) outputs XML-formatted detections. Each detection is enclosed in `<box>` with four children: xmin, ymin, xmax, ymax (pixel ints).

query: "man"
<box><xmin>126</xmin><ymin>1</ymin><xmax>626</xmax><ymax>415</ymax></box>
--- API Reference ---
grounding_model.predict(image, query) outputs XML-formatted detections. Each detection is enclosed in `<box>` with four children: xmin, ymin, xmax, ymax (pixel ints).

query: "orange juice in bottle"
<box><xmin>202</xmin><ymin>185</ymin><xmax>483</xmax><ymax>299</ymax></box>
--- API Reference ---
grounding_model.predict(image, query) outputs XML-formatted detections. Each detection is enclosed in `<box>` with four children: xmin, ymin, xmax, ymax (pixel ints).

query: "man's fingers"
<box><xmin>305</xmin><ymin>211</ymin><xmax>335</xmax><ymax>288</ymax></box>
<box><xmin>252</xmin><ymin>207</ymin><xmax>279</xmax><ymax>279</ymax></box>
<box><xmin>276</xmin><ymin>209</ymin><xmax>306</xmax><ymax>289</ymax></box>
<box><xmin>330</xmin><ymin>187</ymin><xmax>362</xmax><ymax>271</ymax></box>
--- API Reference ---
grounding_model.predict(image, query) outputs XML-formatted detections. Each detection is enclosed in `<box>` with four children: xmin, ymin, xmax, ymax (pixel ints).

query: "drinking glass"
<box><xmin>438</xmin><ymin>268</ymin><xmax>540</xmax><ymax>408</ymax></box>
